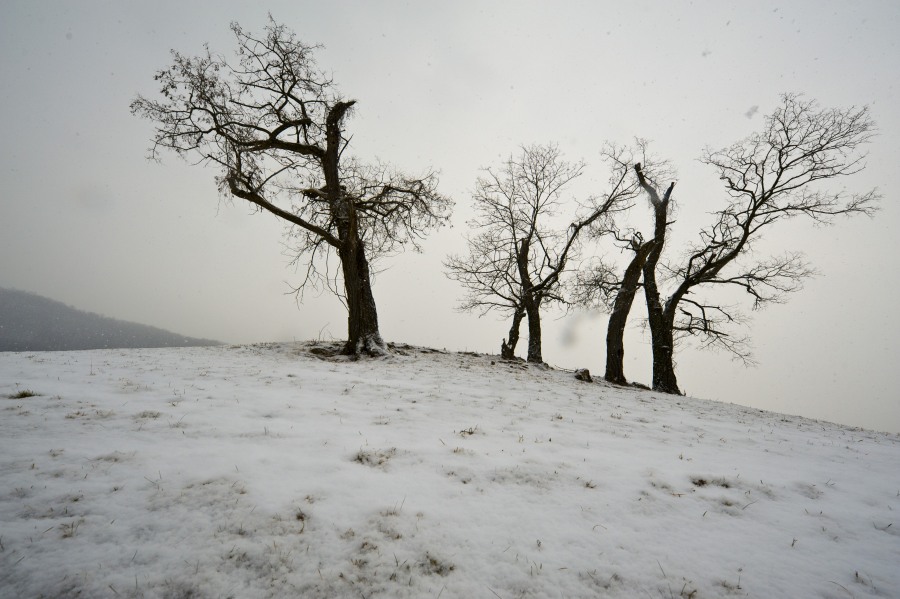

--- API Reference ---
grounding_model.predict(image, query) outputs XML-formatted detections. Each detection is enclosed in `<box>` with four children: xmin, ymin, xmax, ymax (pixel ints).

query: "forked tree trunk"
<box><xmin>634</xmin><ymin>165</ymin><xmax>680</xmax><ymax>394</ymax></box>
<box><xmin>501</xmin><ymin>306</ymin><xmax>525</xmax><ymax>359</ymax></box>
<box><xmin>605</xmin><ymin>241</ymin><xmax>656</xmax><ymax>385</ymax></box>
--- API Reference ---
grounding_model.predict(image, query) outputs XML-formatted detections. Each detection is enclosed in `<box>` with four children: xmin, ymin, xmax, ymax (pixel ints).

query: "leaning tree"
<box><xmin>573</xmin><ymin>144</ymin><xmax>675</xmax><ymax>385</ymax></box>
<box><xmin>131</xmin><ymin>20</ymin><xmax>452</xmax><ymax>356</ymax></box>
<box><xmin>445</xmin><ymin>144</ymin><xmax>637</xmax><ymax>363</ymax></box>
<box><xmin>643</xmin><ymin>94</ymin><xmax>879</xmax><ymax>393</ymax></box>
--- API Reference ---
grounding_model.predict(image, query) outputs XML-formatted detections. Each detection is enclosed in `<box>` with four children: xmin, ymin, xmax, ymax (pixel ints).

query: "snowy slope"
<box><xmin>1</xmin><ymin>343</ymin><xmax>897</xmax><ymax>598</ymax></box>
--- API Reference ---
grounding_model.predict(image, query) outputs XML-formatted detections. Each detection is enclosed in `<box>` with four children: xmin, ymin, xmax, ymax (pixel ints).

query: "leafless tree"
<box><xmin>445</xmin><ymin>144</ymin><xmax>636</xmax><ymax>363</ymax></box>
<box><xmin>573</xmin><ymin>144</ymin><xmax>674</xmax><ymax>386</ymax></box>
<box><xmin>644</xmin><ymin>94</ymin><xmax>879</xmax><ymax>393</ymax></box>
<box><xmin>131</xmin><ymin>19</ymin><xmax>452</xmax><ymax>356</ymax></box>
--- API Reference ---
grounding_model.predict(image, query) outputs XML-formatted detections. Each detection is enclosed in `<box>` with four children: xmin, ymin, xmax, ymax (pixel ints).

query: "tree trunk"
<box><xmin>605</xmin><ymin>241</ymin><xmax>655</xmax><ymax>385</ymax></box>
<box><xmin>643</xmin><ymin>236</ymin><xmax>680</xmax><ymax>394</ymax></box>
<box><xmin>513</xmin><ymin>238</ymin><xmax>544</xmax><ymax>364</ymax></box>
<box><xmin>501</xmin><ymin>306</ymin><xmax>525</xmax><ymax>359</ymax></box>
<box><xmin>340</xmin><ymin>230</ymin><xmax>386</xmax><ymax>356</ymax></box>
<box><xmin>644</xmin><ymin>287</ymin><xmax>680</xmax><ymax>394</ymax></box>
<box><xmin>637</xmin><ymin>169</ymin><xmax>680</xmax><ymax>394</ymax></box>
<box><xmin>323</xmin><ymin>101</ymin><xmax>386</xmax><ymax>356</ymax></box>
<box><xmin>524</xmin><ymin>295</ymin><xmax>543</xmax><ymax>363</ymax></box>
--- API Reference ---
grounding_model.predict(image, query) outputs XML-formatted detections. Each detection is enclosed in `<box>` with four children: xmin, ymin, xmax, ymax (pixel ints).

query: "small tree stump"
<box><xmin>574</xmin><ymin>368</ymin><xmax>593</xmax><ymax>383</ymax></box>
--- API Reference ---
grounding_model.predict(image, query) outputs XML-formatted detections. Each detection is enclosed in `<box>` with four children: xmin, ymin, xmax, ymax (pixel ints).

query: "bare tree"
<box><xmin>634</xmin><ymin>163</ymin><xmax>680</xmax><ymax>393</ymax></box>
<box><xmin>131</xmin><ymin>19</ymin><xmax>452</xmax><ymax>356</ymax></box>
<box><xmin>644</xmin><ymin>94</ymin><xmax>879</xmax><ymax>393</ymax></box>
<box><xmin>445</xmin><ymin>144</ymin><xmax>636</xmax><ymax>363</ymax></box>
<box><xmin>573</xmin><ymin>145</ymin><xmax>674</xmax><ymax>386</ymax></box>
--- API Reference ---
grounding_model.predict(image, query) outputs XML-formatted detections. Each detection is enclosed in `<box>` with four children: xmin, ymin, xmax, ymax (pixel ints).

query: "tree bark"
<box><xmin>524</xmin><ymin>295</ymin><xmax>543</xmax><ymax>363</ymax></box>
<box><xmin>645</xmin><ymin>288</ymin><xmax>680</xmax><ymax>393</ymax></box>
<box><xmin>605</xmin><ymin>241</ymin><xmax>655</xmax><ymax>385</ymax></box>
<box><xmin>501</xmin><ymin>306</ymin><xmax>525</xmax><ymax>359</ymax></box>
<box><xmin>339</xmin><ymin>231</ymin><xmax>385</xmax><ymax>355</ymax></box>
<box><xmin>514</xmin><ymin>238</ymin><xmax>544</xmax><ymax>364</ymax></box>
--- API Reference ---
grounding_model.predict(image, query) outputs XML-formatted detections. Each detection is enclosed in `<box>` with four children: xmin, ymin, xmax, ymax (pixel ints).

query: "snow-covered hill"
<box><xmin>0</xmin><ymin>288</ymin><xmax>220</xmax><ymax>352</ymax></box>
<box><xmin>1</xmin><ymin>343</ymin><xmax>897</xmax><ymax>598</ymax></box>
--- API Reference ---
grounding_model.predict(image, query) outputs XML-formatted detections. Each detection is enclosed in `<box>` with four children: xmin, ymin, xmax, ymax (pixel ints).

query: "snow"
<box><xmin>1</xmin><ymin>342</ymin><xmax>898</xmax><ymax>598</ymax></box>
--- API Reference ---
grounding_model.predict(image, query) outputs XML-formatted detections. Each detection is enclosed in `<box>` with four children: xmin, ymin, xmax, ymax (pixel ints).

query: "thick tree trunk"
<box><xmin>643</xmin><ymin>231</ymin><xmax>680</xmax><ymax>394</ymax></box>
<box><xmin>501</xmin><ymin>306</ymin><xmax>525</xmax><ymax>359</ymax></box>
<box><xmin>634</xmin><ymin>165</ymin><xmax>680</xmax><ymax>393</ymax></box>
<box><xmin>323</xmin><ymin>101</ymin><xmax>386</xmax><ymax>357</ymax></box>
<box><xmin>340</xmin><ymin>231</ymin><xmax>386</xmax><ymax>356</ymax></box>
<box><xmin>644</xmin><ymin>285</ymin><xmax>680</xmax><ymax>394</ymax></box>
<box><xmin>605</xmin><ymin>241</ymin><xmax>655</xmax><ymax>385</ymax></box>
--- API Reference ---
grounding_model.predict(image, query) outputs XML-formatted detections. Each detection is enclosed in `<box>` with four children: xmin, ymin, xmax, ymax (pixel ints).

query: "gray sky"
<box><xmin>2</xmin><ymin>1</ymin><xmax>898</xmax><ymax>433</ymax></box>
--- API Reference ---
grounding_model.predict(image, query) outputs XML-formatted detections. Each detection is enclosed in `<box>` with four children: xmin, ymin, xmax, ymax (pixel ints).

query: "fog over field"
<box><xmin>0</xmin><ymin>1</ymin><xmax>898</xmax><ymax>432</ymax></box>
<box><xmin>0</xmin><ymin>288</ymin><xmax>219</xmax><ymax>351</ymax></box>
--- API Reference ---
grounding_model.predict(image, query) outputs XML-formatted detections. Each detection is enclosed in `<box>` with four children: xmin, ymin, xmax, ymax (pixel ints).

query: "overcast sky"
<box><xmin>1</xmin><ymin>1</ymin><xmax>898</xmax><ymax>433</ymax></box>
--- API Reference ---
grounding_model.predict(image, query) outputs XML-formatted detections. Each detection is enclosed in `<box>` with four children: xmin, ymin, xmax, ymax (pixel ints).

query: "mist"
<box><xmin>1</xmin><ymin>1</ymin><xmax>898</xmax><ymax>432</ymax></box>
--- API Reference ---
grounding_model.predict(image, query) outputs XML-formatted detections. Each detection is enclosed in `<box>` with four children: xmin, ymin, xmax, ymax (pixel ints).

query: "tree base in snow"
<box><xmin>342</xmin><ymin>333</ymin><xmax>389</xmax><ymax>358</ymax></box>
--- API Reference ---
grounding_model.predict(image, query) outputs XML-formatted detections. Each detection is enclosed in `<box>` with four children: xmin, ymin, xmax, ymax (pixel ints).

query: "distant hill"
<box><xmin>0</xmin><ymin>287</ymin><xmax>220</xmax><ymax>352</ymax></box>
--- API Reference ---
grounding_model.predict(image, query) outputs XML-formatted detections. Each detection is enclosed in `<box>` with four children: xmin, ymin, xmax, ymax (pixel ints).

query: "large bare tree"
<box><xmin>131</xmin><ymin>20</ymin><xmax>452</xmax><ymax>356</ymax></box>
<box><xmin>644</xmin><ymin>94</ymin><xmax>879</xmax><ymax>393</ymax></box>
<box><xmin>445</xmin><ymin>144</ymin><xmax>636</xmax><ymax>363</ymax></box>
